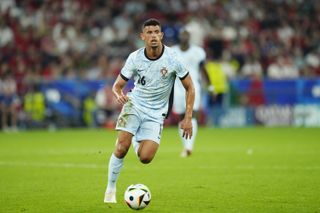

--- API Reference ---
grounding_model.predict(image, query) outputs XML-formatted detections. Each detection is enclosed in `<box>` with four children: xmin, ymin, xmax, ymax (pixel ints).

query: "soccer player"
<box><xmin>172</xmin><ymin>28</ymin><xmax>207</xmax><ymax>157</ymax></box>
<box><xmin>104</xmin><ymin>18</ymin><xmax>195</xmax><ymax>203</ymax></box>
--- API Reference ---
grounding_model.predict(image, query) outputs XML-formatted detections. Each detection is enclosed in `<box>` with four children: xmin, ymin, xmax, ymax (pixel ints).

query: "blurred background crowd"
<box><xmin>0</xmin><ymin>0</ymin><xmax>319</xmax><ymax>131</ymax></box>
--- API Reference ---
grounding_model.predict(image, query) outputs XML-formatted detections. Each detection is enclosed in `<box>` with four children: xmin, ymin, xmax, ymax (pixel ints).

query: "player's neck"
<box><xmin>145</xmin><ymin>44</ymin><xmax>164</xmax><ymax>60</ymax></box>
<box><xmin>180</xmin><ymin>43</ymin><xmax>189</xmax><ymax>51</ymax></box>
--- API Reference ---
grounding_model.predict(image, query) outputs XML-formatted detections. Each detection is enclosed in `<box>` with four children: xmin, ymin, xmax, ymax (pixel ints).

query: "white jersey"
<box><xmin>172</xmin><ymin>45</ymin><xmax>206</xmax><ymax>113</ymax></box>
<box><xmin>121</xmin><ymin>45</ymin><xmax>188</xmax><ymax>120</ymax></box>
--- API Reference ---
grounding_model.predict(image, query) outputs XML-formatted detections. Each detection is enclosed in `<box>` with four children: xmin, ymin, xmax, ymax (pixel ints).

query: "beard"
<box><xmin>151</xmin><ymin>45</ymin><xmax>158</xmax><ymax>50</ymax></box>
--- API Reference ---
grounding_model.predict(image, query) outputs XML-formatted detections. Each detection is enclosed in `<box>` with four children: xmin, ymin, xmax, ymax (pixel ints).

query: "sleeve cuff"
<box><xmin>120</xmin><ymin>73</ymin><xmax>129</xmax><ymax>81</ymax></box>
<box><xmin>179</xmin><ymin>72</ymin><xmax>189</xmax><ymax>80</ymax></box>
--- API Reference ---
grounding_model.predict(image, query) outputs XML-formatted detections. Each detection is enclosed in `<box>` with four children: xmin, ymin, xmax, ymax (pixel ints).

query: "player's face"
<box><xmin>179</xmin><ymin>31</ymin><xmax>190</xmax><ymax>44</ymax></box>
<box><xmin>140</xmin><ymin>25</ymin><xmax>164</xmax><ymax>48</ymax></box>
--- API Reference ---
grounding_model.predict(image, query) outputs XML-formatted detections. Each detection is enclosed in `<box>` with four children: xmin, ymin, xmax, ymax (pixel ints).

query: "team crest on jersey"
<box><xmin>160</xmin><ymin>67</ymin><xmax>168</xmax><ymax>77</ymax></box>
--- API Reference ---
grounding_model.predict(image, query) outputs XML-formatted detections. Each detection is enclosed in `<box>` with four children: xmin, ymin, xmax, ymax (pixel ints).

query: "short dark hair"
<box><xmin>142</xmin><ymin>18</ymin><xmax>161</xmax><ymax>30</ymax></box>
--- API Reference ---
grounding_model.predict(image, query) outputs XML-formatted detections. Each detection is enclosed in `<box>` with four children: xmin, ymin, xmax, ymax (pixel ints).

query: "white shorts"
<box><xmin>173</xmin><ymin>82</ymin><xmax>201</xmax><ymax>114</ymax></box>
<box><xmin>115</xmin><ymin>101</ymin><xmax>163</xmax><ymax>144</ymax></box>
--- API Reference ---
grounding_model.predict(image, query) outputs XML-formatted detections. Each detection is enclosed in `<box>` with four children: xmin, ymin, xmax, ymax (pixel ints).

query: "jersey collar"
<box><xmin>144</xmin><ymin>44</ymin><xmax>165</xmax><ymax>61</ymax></box>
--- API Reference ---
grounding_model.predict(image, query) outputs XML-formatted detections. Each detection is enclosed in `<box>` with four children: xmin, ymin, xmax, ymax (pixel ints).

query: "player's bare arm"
<box><xmin>112</xmin><ymin>75</ymin><xmax>129</xmax><ymax>105</ymax></box>
<box><xmin>180</xmin><ymin>74</ymin><xmax>195</xmax><ymax>139</ymax></box>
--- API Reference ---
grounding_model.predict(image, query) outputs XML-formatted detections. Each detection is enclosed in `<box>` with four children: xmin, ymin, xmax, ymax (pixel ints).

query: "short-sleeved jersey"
<box><xmin>120</xmin><ymin>45</ymin><xmax>188</xmax><ymax>120</ymax></box>
<box><xmin>172</xmin><ymin>45</ymin><xmax>206</xmax><ymax>112</ymax></box>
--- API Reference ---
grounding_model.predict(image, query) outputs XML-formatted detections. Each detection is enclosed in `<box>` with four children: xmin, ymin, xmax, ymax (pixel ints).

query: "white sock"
<box><xmin>132</xmin><ymin>136</ymin><xmax>140</xmax><ymax>156</ymax></box>
<box><xmin>179</xmin><ymin>118</ymin><xmax>198</xmax><ymax>151</ymax></box>
<box><xmin>106</xmin><ymin>153</ymin><xmax>124</xmax><ymax>192</ymax></box>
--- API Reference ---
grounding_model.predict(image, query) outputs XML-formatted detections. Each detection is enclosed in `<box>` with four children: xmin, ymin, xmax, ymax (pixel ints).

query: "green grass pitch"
<box><xmin>0</xmin><ymin>127</ymin><xmax>320</xmax><ymax>213</ymax></box>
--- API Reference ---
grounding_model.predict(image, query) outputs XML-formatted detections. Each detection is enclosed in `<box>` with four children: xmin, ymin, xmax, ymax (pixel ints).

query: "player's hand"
<box><xmin>114</xmin><ymin>91</ymin><xmax>128</xmax><ymax>105</ymax></box>
<box><xmin>179</xmin><ymin>118</ymin><xmax>193</xmax><ymax>140</ymax></box>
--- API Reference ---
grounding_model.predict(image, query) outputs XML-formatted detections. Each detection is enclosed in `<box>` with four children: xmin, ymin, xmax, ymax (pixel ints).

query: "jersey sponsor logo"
<box><xmin>160</xmin><ymin>67</ymin><xmax>168</xmax><ymax>78</ymax></box>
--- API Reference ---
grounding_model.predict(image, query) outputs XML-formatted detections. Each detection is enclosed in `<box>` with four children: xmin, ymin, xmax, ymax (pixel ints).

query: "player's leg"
<box><xmin>105</xmin><ymin>130</ymin><xmax>133</xmax><ymax>203</ymax></box>
<box><xmin>105</xmin><ymin>104</ymin><xmax>141</xmax><ymax>203</ymax></box>
<box><xmin>137</xmin><ymin>140</ymin><xmax>159</xmax><ymax>164</ymax></box>
<box><xmin>173</xmin><ymin>88</ymin><xmax>196</xmax><ymax>156</ymax></box>
<box><xmin>179</xmin><ymin>115</ymin><xmax>198</xmax><ymax>157</ymax></box>
<box><xmin>135</xmin><ymin>120</ymin><xmax>162</xmax><ymax>163</ymax></box>
<box><xmin>180</xmin><ymin>86</ymin><xmax>201</xmax><ymax>157</ymax></box>
<box><xmin>132</xmin><ymin>137</ymin><xmax>159</xmax><ymax>163</ymax></box>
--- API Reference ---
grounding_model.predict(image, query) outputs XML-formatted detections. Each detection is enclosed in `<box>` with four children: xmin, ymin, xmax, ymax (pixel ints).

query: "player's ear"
<box><xmin>140</xmin><ymin>32</ymin><xmax>145</xmax><ymax>41</ymax></box>
<box><xmin>160</xmin><ymin>32</ymin><xmax>164</xmax><ymax>40</ymax></box>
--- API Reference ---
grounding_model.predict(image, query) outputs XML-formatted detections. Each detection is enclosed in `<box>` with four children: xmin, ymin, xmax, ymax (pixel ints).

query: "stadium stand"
<box><xmin>0</xmin><ymin>0</ymin><xmax>319</xmax><ymax>130</ymax></box>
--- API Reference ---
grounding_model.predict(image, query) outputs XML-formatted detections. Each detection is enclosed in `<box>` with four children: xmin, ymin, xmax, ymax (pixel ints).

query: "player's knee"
<box><xmin>115</xmin><ymin>140</ymin><xmax>130</xmax><ymax>158</ymax></box>
<box><xmin>139</xmin><ymin>155</ymin><xmax>153</xmax><ymax>164</ymax></box>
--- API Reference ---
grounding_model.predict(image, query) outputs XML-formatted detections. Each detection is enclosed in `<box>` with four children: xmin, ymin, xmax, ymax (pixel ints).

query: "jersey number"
<box><xmin>138</xmin><ymin>75</ymin><xmax>146</xmax><ymax>85</ymax></box>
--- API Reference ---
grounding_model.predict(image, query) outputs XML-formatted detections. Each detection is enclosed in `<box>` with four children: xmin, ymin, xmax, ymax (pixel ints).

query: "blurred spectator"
<box><xmin>0</xmin><ymin>71</ymin><xmax>19</xmax><ymax>132</ymax></box>
<box><xmin>220</xmin><ymin>50</ymin><xmax>237</xmax><ymax>79</ymax></box>
<box><xmin>83</xmin><ymin>92</ymin><xmax>96</xmax><ymax>128</ymax></box>
<box><xmin>23</xmin><ymin>83</ymin><xmax>46</xmax><ymax>128</ymax></box>
<box><xmin>0</xmin><ymin>20</ymin><xmax>13</xmax><ymax>47</ymax></box>
<box><xmin>85</xmin><ymin>55</ymin><xmax>108</xmax><ymax>80</ymax></box>
<box><xmin>185</xmin><ymin>11</ymin><xmax>211</xmax><ymax>47</ymax></box>
<box><xmin>95</xmin><ymin>85</ymin><xmax>119</xmax><ymax>129</ymax></box>
<box><xmin>204</xmin><ymin>58</ymin><xmax>229</xmax><ymax>107</ymax></box>
<box><xmin>0</xmin><ymin>0</ymin><xmax>318</xmax><ymax>82</ymax></box>
<box><xmin>244</xmin><ymin>75</ymin><xmax>266</xmax><ymax>107</ymax></box>
<box><xmin>305</xmin><ymin>49</ymin><xmax>320</xmax><ymax>77</ymax></box>
<box><xmin>241</xmin><ymin>55</ymin><xmax>263</xmax><ymax>79</ymax></box>
<box><xmin>267</xmin><ymin>55</ymin><xmax>299</xmax><ymax>79</ymax></box>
